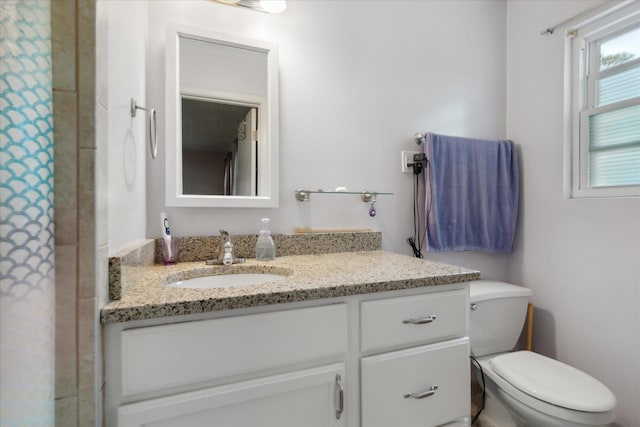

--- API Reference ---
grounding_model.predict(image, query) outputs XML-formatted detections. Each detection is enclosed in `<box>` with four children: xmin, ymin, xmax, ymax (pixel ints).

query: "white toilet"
<box><xmin>469</xmin><ymin>280</ymin><xmax>616</xmax><ymax>427</ymax></box>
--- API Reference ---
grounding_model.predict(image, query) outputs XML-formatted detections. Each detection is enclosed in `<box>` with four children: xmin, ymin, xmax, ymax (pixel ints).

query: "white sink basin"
<box><xmin>168</xmin><ymin>273</ymin><xmax>285</xmax><ymax>289</ymax></box>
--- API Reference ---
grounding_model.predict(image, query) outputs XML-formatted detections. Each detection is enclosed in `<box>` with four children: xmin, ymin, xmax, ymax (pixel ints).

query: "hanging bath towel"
<box><xmin>424</xmin><ymin>133</ymin><xmax>519</xmax><ymax>254</ymax></box>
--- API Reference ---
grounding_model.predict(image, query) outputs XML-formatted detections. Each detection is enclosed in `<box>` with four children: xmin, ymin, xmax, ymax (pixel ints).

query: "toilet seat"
<box><xmin>490</xmin><ymin>351</ymin><xmax>616</xmax><ymax>412</ymax></box>
<box><xmin>477</xmin><ymin>354</ymin><xmax>616</xmax><ymax>426</ymax></box>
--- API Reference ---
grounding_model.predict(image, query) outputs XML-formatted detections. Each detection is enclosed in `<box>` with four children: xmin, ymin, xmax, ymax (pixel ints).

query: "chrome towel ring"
<box><xmin>130</xmin><ymin>97</ymin><xmax>158</xmax><ymax>159</ymax></box>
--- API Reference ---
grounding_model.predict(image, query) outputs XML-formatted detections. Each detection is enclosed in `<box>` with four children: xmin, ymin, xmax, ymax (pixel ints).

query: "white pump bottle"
<box><xmin>255</xmin><ymin>218</ymin><xmax>275</xmax><ymax>261</ymax></box>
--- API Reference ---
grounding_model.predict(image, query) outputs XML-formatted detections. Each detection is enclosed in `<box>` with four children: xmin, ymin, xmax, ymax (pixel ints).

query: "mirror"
<box><xmin>165</xmin><ymin>24</ymin><xmax>279</xmax><ymax>207</ymax></box>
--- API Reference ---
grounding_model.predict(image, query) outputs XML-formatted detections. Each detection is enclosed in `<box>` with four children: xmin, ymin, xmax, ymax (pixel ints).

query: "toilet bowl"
<box><xmin>469</xmin><ymin>280</ymin><xmax>616</xmax><ymax>427</ymax></box>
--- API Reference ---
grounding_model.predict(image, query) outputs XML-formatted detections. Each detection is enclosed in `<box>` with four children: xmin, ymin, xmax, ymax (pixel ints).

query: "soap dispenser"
<box><xmin>222</xmin><ymin>240</ymin><xmax>234</xmax><ymax>265</ymax></box>
<box><xmin>255</xmin><ymin>218</ymin><xmax>275</xmax><ymax>261</ymax></box>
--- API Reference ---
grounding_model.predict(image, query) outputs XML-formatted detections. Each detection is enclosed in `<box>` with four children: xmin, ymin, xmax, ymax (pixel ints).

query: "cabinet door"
<box><xmin>118</xmin><ymin>363</ymin><xmax>346</xmax><ymax>427</ymax></box>
<box><xmin>361</xmin><ymin>338</ymin><xmax>469</xmax><ymax>427</ymax></box>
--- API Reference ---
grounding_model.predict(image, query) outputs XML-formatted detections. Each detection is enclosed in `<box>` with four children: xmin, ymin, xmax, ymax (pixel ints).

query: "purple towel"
<box><xmin>424</xmin><ymin>133</ymin><xmax>519</xmax><ymax>254</ymax></box>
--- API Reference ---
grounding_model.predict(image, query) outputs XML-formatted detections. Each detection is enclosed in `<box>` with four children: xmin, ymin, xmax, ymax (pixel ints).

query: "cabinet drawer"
<box><xmin>120</xmin><ymin>304</ymin><xmax>347</xmax><ymax>396</ymax></box>
<box><xmin>360</xmin><ymin>289</ymin><xmax>467</xmax><ymax>352</ymax></box>
<box><xmin>361</xmin><ymin>338</ymin><xmax>470</xmax><ymax>427</ymax></box>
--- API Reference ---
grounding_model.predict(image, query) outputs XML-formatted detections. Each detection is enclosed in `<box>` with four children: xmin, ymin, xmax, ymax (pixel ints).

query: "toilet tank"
<box><xmin>469</xmin><ymin>280</ymin><xmax>532</xmax><ymax>357</ymax></box>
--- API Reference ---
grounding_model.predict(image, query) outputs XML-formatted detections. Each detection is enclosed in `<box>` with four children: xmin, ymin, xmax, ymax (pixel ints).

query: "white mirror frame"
<box><xmin>165</xmin><ymin>23</ymin><xmax>279</xmax><ymax>207</ymax></box>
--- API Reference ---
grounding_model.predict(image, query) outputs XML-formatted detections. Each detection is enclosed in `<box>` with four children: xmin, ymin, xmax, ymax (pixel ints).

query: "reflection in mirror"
<box><xmin>165</xmin><ymin>24</ymin><xmax>279</xmax><ymax>207</ymax></box>
<box><xmin>181</xmin><ymin>98</ymin><xmax>258</xmax><ymax>196</ymax></box>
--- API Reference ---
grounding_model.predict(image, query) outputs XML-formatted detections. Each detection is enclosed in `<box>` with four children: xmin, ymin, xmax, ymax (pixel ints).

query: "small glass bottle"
<box><xmin>255</xmin><ymin>218</ymin><xmax>275</xmax><ymax>261</ymax></box>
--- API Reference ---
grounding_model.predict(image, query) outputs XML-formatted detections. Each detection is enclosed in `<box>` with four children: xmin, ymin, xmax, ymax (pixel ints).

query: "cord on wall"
<box><xmin>470</xmin><ymin>356</ymin><xmax>486</xmax><ymax>425</ymax></box>
<box><xmin>407</xmin><ymin>153</ymin><xmax>430</xmax><ymax>258</ymax></box>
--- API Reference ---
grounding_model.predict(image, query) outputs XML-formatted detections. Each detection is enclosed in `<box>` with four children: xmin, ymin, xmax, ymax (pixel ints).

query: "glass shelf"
<box><xmin>294</xmin><ymin>189</ymin><xmax>393</xmax><ymax>202</ymax></box>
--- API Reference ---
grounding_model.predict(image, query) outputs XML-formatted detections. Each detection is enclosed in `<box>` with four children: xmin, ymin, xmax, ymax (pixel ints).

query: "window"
<box><xmin>567</xmin><ymin>2</ymin><xmax>640</xmax><ymax>198</ymax></box>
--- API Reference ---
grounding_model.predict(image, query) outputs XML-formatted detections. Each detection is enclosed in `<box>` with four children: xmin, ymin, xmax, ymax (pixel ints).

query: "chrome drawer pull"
<box><xmin>402</xmin><ymin>315</ymin><xmax>437</xmax><ymax>325</ymax></box>
<box><xmin>335</xmin><ymin>374</ymin><xmax>344</xmax><ymax>420</ymax></box>
<box><xmin>404</xmin><ymin>385</ymin><xmax>438</xmax><ymax>399</ymax></box>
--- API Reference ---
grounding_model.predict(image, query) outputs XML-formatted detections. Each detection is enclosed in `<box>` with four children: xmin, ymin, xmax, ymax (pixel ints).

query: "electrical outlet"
<box><xmin>401</xmin><ymin>151</ymin><xmax>420</xmax><ymax>174</ymax></box>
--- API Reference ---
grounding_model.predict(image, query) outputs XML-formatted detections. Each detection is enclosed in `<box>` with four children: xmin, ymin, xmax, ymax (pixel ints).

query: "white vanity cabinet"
<box><xmin>104</xmin><ymin>285</ymin><xmax>470</xmax><ymax>427</ymax></box>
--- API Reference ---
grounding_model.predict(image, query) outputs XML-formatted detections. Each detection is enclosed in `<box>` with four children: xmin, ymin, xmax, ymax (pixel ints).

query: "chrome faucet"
<box><xmin>206</xmin><ymin>230</ymin><xmax>245</xmax><ymax>265</ymax></box>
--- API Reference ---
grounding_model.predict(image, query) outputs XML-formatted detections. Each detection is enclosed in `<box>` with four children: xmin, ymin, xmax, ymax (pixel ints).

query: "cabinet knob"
<box><xmin>403</xmin><ymin>385</ymin><xmax>438</xmax><ymax>399</ymax></box>
<box><xmin>402</xmin><ymin>315</ymin><xmax>437</xmax><ymax>325</ymax></box>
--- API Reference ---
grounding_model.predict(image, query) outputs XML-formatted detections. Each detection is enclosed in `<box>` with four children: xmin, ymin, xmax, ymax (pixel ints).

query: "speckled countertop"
<box><xmin>100</xmin><ymin>250</ymin><xmax>480</xmax><ymax>324</ymax></box>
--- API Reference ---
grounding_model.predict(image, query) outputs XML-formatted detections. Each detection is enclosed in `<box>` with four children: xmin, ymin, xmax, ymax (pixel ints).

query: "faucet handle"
<box><xmin>218</xmin><ymin>230</ymin><xmax>230</xmax><ymax>263</ymax></box>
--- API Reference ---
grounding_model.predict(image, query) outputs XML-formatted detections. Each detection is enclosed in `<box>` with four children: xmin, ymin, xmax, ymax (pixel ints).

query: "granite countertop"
<box><xmin>100</xmin><ymin>250</ymin><xmax>480</xmax><ymax>324</ymax></box>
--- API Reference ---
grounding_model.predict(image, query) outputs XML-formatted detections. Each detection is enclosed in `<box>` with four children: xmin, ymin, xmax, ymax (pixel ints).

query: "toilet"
<box><xmin>469</xmin><ymin>280</ymin><xmax>616</xmax><ymax>427</ymax></box>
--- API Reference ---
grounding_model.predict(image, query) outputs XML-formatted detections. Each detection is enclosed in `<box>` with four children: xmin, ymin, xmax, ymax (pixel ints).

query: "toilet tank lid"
<box><xmin>469</xmin><ymin>280</ymin><xmax>532</xmax><ymax>303</ymax></box>
<box><xmin>491</xmin><ymin>351</ymin><xmax>616</xmax><ymax>412</ymax></box>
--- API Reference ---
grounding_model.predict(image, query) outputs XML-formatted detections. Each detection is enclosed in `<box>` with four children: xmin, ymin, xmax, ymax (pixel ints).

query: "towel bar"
<box><xmin>130</xmin><ymin>97</ymin><xmax>158</xmax><ymax>159</ymax></box>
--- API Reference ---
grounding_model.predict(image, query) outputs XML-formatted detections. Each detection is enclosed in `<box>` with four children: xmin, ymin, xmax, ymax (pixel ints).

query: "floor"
<box><xmin>471</xmin><ymin>379</ymin><xmax>498</xmax><ymax>427</ymax></box>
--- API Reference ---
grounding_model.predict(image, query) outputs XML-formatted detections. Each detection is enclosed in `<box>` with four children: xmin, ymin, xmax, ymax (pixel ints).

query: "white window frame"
<box><xmin>565</xmin><ymin>1</ymin><xmax>640</xmax><ymax>198</ymax></box>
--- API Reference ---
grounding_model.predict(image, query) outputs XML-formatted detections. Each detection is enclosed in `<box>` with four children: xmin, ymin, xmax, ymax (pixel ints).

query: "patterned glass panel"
<box><xmin>0</xmin><ymin>0</ymin><xmax>55</xmax><ymax>425</ymax></box>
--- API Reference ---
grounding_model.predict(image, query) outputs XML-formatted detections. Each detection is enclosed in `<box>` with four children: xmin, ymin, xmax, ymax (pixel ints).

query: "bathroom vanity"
<box><xmin>102</xmin><ymin>246</ymin><xmax>479</xmax><ymax>427</ymax></box>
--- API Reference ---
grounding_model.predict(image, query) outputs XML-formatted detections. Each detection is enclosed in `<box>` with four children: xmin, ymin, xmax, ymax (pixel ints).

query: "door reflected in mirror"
<box><xmin>181</xmin><ymin>98</ymin><xmax>258</xmax><ymax>197</ymax></box>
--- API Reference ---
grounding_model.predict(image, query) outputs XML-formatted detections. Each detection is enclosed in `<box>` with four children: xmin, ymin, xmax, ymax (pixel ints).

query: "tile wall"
<box><xmin>52</xmin><ymin>1</ymin><xmax>103</xmax><ymax>425</ymax></box>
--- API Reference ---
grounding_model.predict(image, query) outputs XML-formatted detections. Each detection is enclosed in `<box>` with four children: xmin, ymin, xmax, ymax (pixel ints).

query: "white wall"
<box><xmin>101</xmin><ymin>0</ymin><xmax>148</xmax><ymax>254</ymax></box>
<box><xmin>506</xmin><ymin>1</ymin><xmax>640</xmax><ymax>426</ymax></box>
<box><xmin>145</xmin><ymin>0</ymin><xmax>510</xmax><ymax>278</ymax></box>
